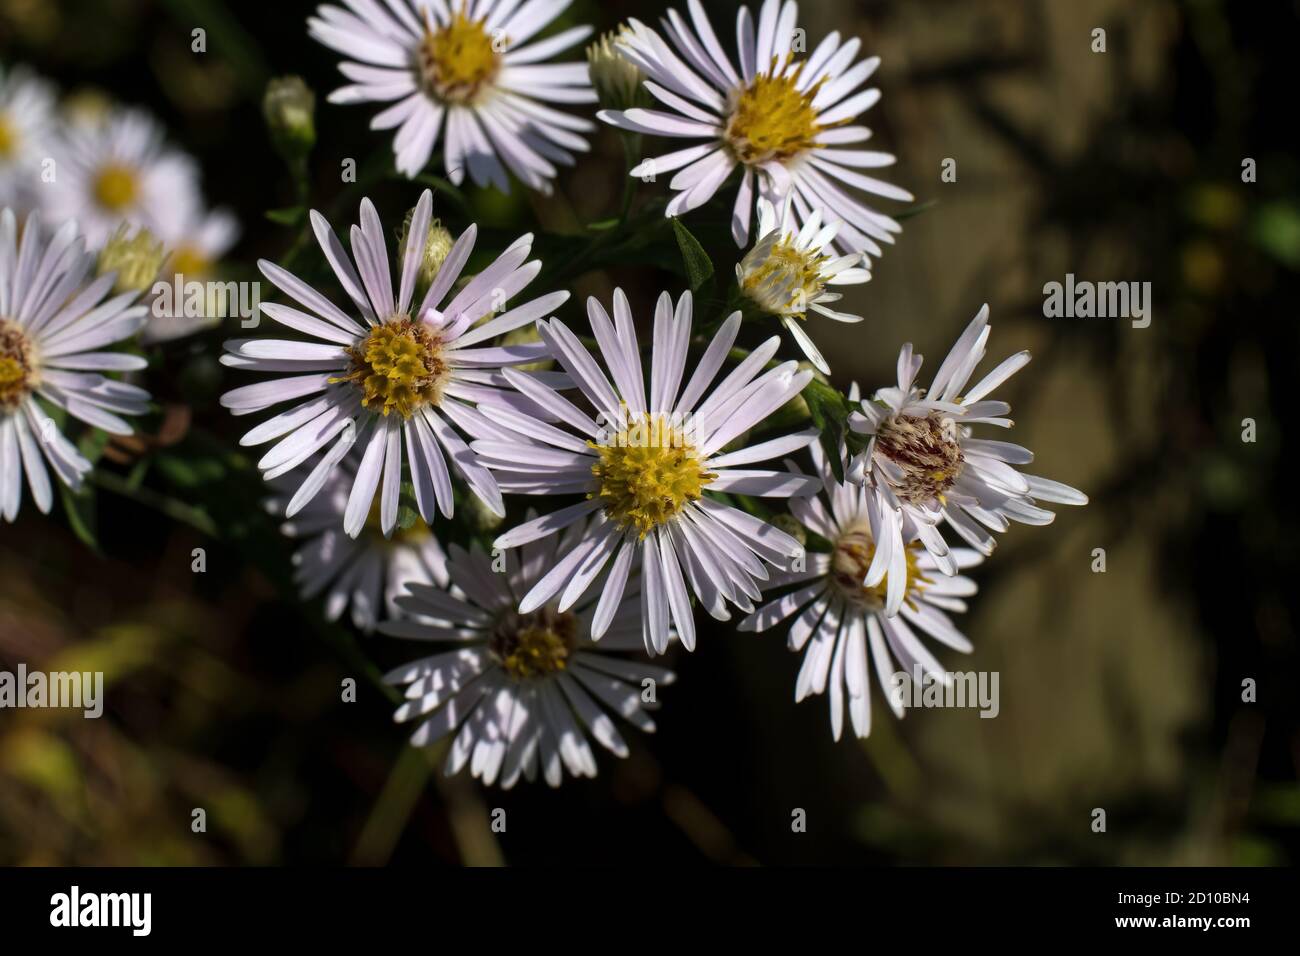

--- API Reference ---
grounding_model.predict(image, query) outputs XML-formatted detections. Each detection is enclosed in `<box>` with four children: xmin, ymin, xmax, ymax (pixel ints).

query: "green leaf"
<box><xmin>265</xmin><ymin>207</ymin><xmax>303</xmax><ymax>226</ymax></box>
<box><xmin>670</xmin><ymin>217</ymin><xmax>714</xmax><ymax>291</ymax></box>
<box><xmin>802</xmin><ymin>379</ymin><xmax>854</xmax><ymax>483</ymax></box>
<box><xmin>59</xmin><ymin>483</ymin><xmax>100</xmax><ymax>554</ymax></box>
<box><xmin>585</xmin><ymin>218</ymin><xmax>621</xmax><ymax>232</ymax></box>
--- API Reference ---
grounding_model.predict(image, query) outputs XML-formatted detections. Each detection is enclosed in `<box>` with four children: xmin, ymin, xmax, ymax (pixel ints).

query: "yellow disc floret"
<box><xmin>419</xmin><ymin>8</ymin><xmax>502</xmax><ymax>104</ymax></box>
<box><xmin>0</xmin><ymin>319</ymin><xmax>36</xmax><ymax>411</ymax></box>
<box><xmin>830</xmin><ymin>528</ymin><xmax>929</xmax><ymax>611</ymax></box>
<box><xmin>725</xmin><ymin>59</ymin><xmax>826</xmax><ymax>165</ymax></box>
<box><xmin>490</xmin><ymin>608</ymin><xmax>577</xmax><ymax>681</ymax></box>
<box><xmin>92</xmin><ymin>163</ymin><xmax>139</xmax><ymax>212</ymax></box>
<box><xmin>169</xmin><ymin>244</ymin><xmax>212</xmax><ymax>280</ymax></box>
<box><xmin>591</xmin><ymin>413</ymin><xmax>714</xmax><ymax>537</ymax></box>
<box><xmin>333</xmin><ymin>317</ymin><xmax>449</xmax><ymax>418</ymax></box>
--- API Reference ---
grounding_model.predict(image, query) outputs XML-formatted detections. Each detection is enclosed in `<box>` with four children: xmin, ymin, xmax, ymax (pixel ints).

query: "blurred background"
<box><xmin>1</xmin><ymin>0</ymin><xmax>1297</xmax><ymax>865</ymax></box>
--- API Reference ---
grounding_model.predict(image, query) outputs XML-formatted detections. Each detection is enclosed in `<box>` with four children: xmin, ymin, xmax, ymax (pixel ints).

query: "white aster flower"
<box><xmin>42</xmin><ymin>107</ymin><xmax>201</xmax><ymax>248</ymax></box>
<box><xmin>382</xmin><ymin>524</ymin><xmax>674</xmax><ymax>788</ymax></box>
<box><xmin>0</xmin><ymin>65</ymin><xmax>56</xmax><ymax>211</ymax></box>
<box><xmin>848</xmin><ymin>304</ymin><xmax>1089</xmax><ymax>586</ymax></box>
<box><xmin>737</xmin><ymin>195</ymin><xmax>871</xmax><ymax>374</ymax></box>
<box><xmin>142</xmin><ymin>196</ymin><xmax>241</xmax><ymax>343</ymax></box>
<box><xmin>308</xmin><ymin>0</ymin><xmax>597</xmax><ymax>190</ymax></box>
<box><xmin>220</xmin><ymin>188</ymin><xmax>569</xmax><ymax>539</ymax></box>
<box><xmin>472</xmin><ymin>288</ymin><xmax>822</xmax><ymax>655</ymax></box>
<box><xmin>270</xmin><ymin>455</ymin><xmax>450</xmax><ymax>632</ymax></box>
<box><xmin>0</xmin><ymin>209</ymin><xmax>151</xmax><ymax>521</ymax></box>
<box><xmin>600</xmin><ymin>0</ymin><xmax>912</xmax><ymax>258</ymax></box>
<box><xmin>741</xmin><ymin>440</ymin><xmax>982</xmax><ymax>739</ymax></box>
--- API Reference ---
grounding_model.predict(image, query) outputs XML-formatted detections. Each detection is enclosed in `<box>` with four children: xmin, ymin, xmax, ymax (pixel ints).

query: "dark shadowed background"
<box><xmin>1</xmin><ymin>0</ymin><xmax>1297</xmax><ymax>865</ymax></box>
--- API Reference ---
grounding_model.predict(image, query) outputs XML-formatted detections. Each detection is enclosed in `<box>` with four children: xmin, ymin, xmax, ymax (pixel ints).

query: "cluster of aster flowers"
<box><xmin>1</xmin><ymin>0</ymin><xmax>1087</xmax><ymax>789</ymax></box>
<box><xmin>0</xmin><ymin>65</ymin><xmax>239</xmax><ymax>342</ymax></box>
<box><xmin>0</xmin><ymin>61</ymin><xmax>240</xmax><ymax>517</ymax></box>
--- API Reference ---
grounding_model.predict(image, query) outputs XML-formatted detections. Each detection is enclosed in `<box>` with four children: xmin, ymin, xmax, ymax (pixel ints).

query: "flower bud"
<box><xmin>97</xmin><ymin>224</ymin><xmax>166</xmax><ymax>297</ymax></box>
<box><xmin>586</xmin><ymin>29</ymin><xmax>646</xmax><ymax>112</ymax></box>
<box><xmin>62</xmin><ymin>87</ymin><xmax>113</xmax><ymax>130</ymax></box>
<box><xmin>396</xmin><ymin>209</ymin><xmax>455</xmax><ymax>296</ymax></box>
<box><xmin>263</xmin><ymin>76</ymin><xmax>316</xmax><ymax>162</ymax></box>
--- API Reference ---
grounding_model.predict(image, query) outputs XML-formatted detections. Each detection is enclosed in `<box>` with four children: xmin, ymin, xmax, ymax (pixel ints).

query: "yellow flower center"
<box><xmin>874</xmin><ymin>412</ymin><xmax>965</xmax><ymax>506</ymax></box>
<box><xmin>591</xmin><ymin>413</ymin><xmax>715</xmax><ymax>537</ymax></box>
<box><xmin>419</xmin><ymin>9</ymin><xmax>502</xmax><ymax>104</ymax></box>
<box><xmin>169</xmin><ymin>244</ymin><xmax>211</xmax><ymax>279</ymax></box>
<box><xmin>490</xmin><ymin>607</ymin><xmax>577</xmax><ymax>681</ymax></box>
<box><xmin>333</xmin><ymin>317</ymin><xmax>449</xmax><ymax>419</ymax></box>
<box><xmin>0</xmin><ymin>113</ymin><xmax>18</xmax><ymax>159</ymax></box>
<box><xmin>830</xmin><ymin>528</ymin><xmax>929</xmax><ymax>610</ymax></box>
<box><xmin>0</xmin><ymin>319</ymin><xmax>36</xmax><ymax>411</ymax></box>
<box><xmin>740</xmin><ymin>238</ymin><xmax>825</xmax><ymax>317</ymax></box>
<box><xmin>92</xmin><ymin>163</ymin><xmax>139</xmax><ymax>212</ymax></box>
<box><xmin>725</xmin><ymin>61</ymin><xmax>826</xmax><ymax>165</ymax></box>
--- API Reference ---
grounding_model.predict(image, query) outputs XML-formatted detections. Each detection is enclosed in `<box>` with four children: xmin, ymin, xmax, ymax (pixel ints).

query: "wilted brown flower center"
<box><xmin>874</xmin><ymin>412</ymin><xmax>964</xmax><ymax>505</ymax></box>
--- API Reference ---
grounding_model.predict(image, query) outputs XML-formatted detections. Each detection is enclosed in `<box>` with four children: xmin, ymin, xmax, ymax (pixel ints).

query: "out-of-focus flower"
<box><xmin>41</xmin><ymin>107</ymin><xmax>201</xmax><ymax>248</ymax></box>
<box><xmin>0</xmin><ymin>209</ymin><xmax>150</xmax><ymax>521</ymax></box>
<box><xmin>270</xmin><ymin>456</ymin><xmax>449</xmax><ymax>632</ymax></box>
<box><xmin>383</xmin><ymin>523</ymin><xmax>675</xmax><ymax>788</ymax></box>
<box><xmin>97</xmin><ymin>223</ymin><xmax>166</xmax><ymax>296</ymax></box>
<box><xmin>142</xmin><ymin>198</ymin><xmax>240</xmax><ymax>344</ymax></box>
<box><xmin>0</xmin><ymin>65</ymin><xmax>56</xmax><ymax>211</ymax></box>
<box><xmin>262</xmin><ymin>75</ymin><xmax>316</xmax><ymax>163</ymax></box>
<box><xmin>61</xmin><ymin>87</ymin><xmax>113</xmax><ymax>131</ymax></box>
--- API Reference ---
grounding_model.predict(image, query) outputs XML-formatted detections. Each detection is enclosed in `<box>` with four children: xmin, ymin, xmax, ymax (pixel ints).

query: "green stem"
<box><xmin>351</xmin><ymin>745</ymin><xmax>436</xmax><ymax>865</ymax></box>
<box><xmin>89</xmin><ymin>470</ymin><xmax>219</xmax><ymax>537</ymax></box>
<box><xmin>619</xmin><ymin>132</ymin><xmax>642</xmax><ymax>221</ymax></box>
